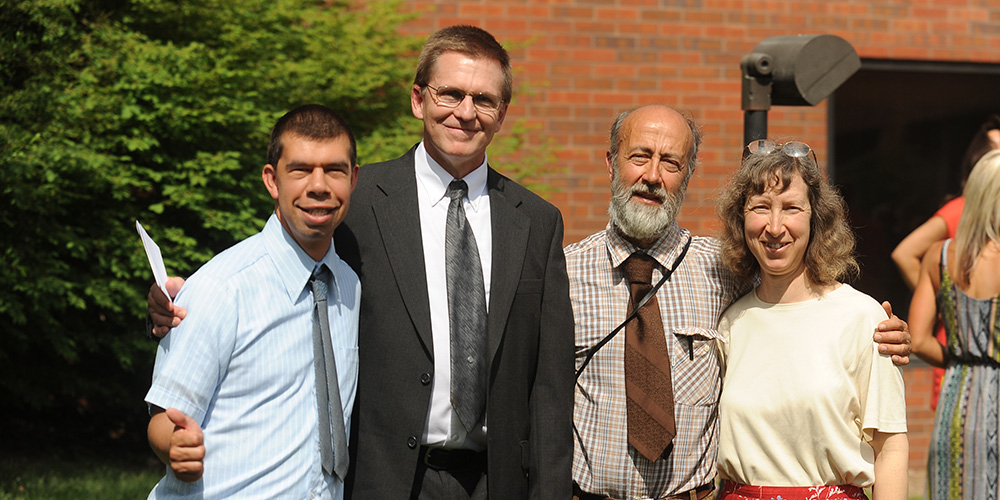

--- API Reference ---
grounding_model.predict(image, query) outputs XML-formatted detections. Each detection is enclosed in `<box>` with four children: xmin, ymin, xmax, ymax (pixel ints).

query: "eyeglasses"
<box><xmin>743</xmin><ymin>139</ymin><xmax>816</xmax><ymax>163</ymax></box>
<box><xmin>424</xmin><ymin>84</ymin><xmax>505</xmax><ymax>116</ymax></box>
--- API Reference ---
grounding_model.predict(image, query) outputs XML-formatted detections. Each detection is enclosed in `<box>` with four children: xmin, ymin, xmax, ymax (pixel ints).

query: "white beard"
<box><xmin>608</xmin><ymin>170</ymin><xmax>685</xmax><ymax>244</ymax></box>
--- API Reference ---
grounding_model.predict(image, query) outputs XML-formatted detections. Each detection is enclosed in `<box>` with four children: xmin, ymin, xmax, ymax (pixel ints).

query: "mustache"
<box><xmin>629</xmin><ymin>182</ymin><xmax>667</xmax><ymax>202</ymax></box>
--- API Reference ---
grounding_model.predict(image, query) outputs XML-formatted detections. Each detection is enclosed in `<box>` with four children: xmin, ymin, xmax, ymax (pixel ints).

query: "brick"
<box><xmin>484</xmin><ymin>18</ymin><xmax>529</xmax><ymax>31</ymax></box>
<box><xmin>657</xmin><ymin>78</ymin><xmax>701</xmax><ymax>92</ymax></box>
<box><xmin>638</xmin><ymin>37</ymin><xmax>682</xmax><ymax>50</ymax></box>
<box><xmin>552</xmin><ymin>63</ymin><xmax>594</xmax><ymax>76</ymax></box>
<box><xmin>571</xmin><ymin>48</ymin><xmax>618</xmax><ymax>62</ymax></box>
<box><xmin>705</xmin><ymin>25</ymin><xmax>747</xmax><ymax>39</ymax></box>
<box><xmin>614</xmin><ymin>22</ymin><xmax>660</xmax><ymax>35</ymax></box>
<box><xmin>952</xmin><ymin>8</ymin><xmax>989</xmax><ymax>22</ymax></box>
<box><xmin>641</xmin><ymin>9</ymin><xmax>683</xmax><ymax>22</ymax></box>
<box><xmin>620</xmin><ymin>51</ymin><xmax>659</xmax><ymax>63</ymax></box>
<box><xmin>681</xmin><ymin>66</ymin><xmax>722</xmax><ymax>79</ymax></box>
<box><xmin>872</xmin><ymin>5</ymin><xmax>909</xmax><ymax>17</ymax></box>
<box><xmin>547</xmin><ymin>91</ymin><xmax>592</xmax><ymax>104</ymax></box>
<box><xmin>593</xmin><ymin>92</ymin><xmax>639</xmax><ymax>105</ymax></box>
<box><xmin>551</xmin><ymin>35</ymin><xmax>594</xmax><ymax>46</ymax></box>
<box><xmin>552</xmin><ymin>6</ymin><xmax>594</xmax><ymax>18</ymax></box>
<box><xmin>526</xmin><ymin>48</ymin><xmax>567</xmax><ymax>61</ymax></box>
<box><xmin>706</xmin><ymin>0</ymin><xmax>747</xmax><ymax>9</ymax></box>
<box><xmin>594</xmin><ymin>64</ymin><xmax>639</xmax><ymax>77</ymax></box>
<box><xmin>596</xmin><ymin>7</ymin><xmax>640</xmax><ymax>20</ymax></box>
<box><xmin>641</xmin><ymin>93</ymin><xmax>682</xmax><ymax>106</ymax></box>
<box><xmin>575</xmin><ymin>77</ymin><xmax>615</xmax><ymax>90</ymax></box>
<box><xmin>655</xmin><ymin>23</ymin><xmax>703</xmax><ymax>38</ymax></box>
<box><xmin>458</xmin><ymin>4</ymin><xmax>505</xmax><ymax>16</ymax></box>
<box><xmin>852</xmin><ymin>17</ymin><xmax>889</xmax><ymax>30</ymax></box>
<box><xmin>617</xmin><ymin>79</ymin><xmax>659</xmax><ymax>91</ymax></box>
<box><xmin>528</xmin><ymin>20</ymin><xmax>573</xmax><ymax>32</ymax></box>
<box><xmin>516</xmin><ymin>61</ymin><xmax>548</xmax><ymax>74</ymax></box>
<box><xmin>974</xmin><ymin>22</ymin><xmax>1000</xmax><ymax>35</ymax></box>
<box><xmin>681</xmin><ymin>38</ymin><xmax>723</xmax><ymax>51</ymax></box>
<box><xmin>704</xmin><ymin>81</ymin><xmax>741</xmax><ymax>93</ymax></box>
<box><xmin>680</xmin><ymin>94</ymin><xmax>723</xmax><ymax>106</ymax></box>
<box><xmin>684</xmin><ymin>10</ymin><xmax>725</xmax><ymax>24</ymax></box>
<box><xmin>893</xmin><ymin>18</ymin><xmax>931</xmax><ymax>32</ymax></box>
<box><xmin>505</xmin><ymin>5</ymin><xmax>549</xmax><ymax>18</ymax></box>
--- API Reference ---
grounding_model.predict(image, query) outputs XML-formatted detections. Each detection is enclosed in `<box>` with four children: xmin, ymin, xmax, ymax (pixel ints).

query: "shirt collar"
<box><xmin>414</xmin><ymin>140</ymin><xmax>489</xmax><ymax>212</ymax></box>
<box><xmin>606</xmin><ymin>220</ymin><xmax>688</xmax><ymax>272</ymax></box>
<box><xmin>261</xmin><ymin>212</ymin><xmax>342</xmax><ymax>304</ymax></box>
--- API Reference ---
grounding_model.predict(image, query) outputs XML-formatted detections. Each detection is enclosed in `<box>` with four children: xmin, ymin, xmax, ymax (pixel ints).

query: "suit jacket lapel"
<box><xmin>486</xmin><ymin>169</ymin><xmax>530</xmax><ymax>362</ymax></box>
<box><xmin>371</xmin><ymin>152</ymin><xmax>434</xmax><ymax>353</ymax></box>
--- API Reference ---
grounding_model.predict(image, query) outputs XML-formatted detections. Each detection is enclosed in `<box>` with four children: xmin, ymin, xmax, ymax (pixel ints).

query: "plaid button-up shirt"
<box><xmin>567</xmin><ymin>222</ymin><xmax>749</xmax><ymax>499</ymax></box>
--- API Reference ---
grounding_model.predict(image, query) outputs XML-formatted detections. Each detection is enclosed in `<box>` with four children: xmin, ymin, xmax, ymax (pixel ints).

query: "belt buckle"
<box><xmin>422</xmin><ymin>447</ymin><xmax>440</xmax><ymax>469</ymax></box>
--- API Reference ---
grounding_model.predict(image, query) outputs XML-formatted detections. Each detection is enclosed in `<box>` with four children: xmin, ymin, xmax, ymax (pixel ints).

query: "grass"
<box><xmin>0</xmin><ymin>456</ymin><xmax>162</xmax><ymax>500</ymax></box>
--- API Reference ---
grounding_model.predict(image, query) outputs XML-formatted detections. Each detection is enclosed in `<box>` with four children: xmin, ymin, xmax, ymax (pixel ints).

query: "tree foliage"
<box><xmin>0</xmin><ymin>0</ymin><xmax>422</xmax><ymax>449</ymax></box>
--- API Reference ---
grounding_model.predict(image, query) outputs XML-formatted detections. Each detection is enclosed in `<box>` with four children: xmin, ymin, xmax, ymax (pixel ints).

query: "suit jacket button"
<box><xmin>420</xmin><ymin>373</ymin><xmax>432</xmax><ymax>385</ymax></box>
<box><xmin>407</xmin><ymin>436</ymin><xmax>418</xmax><ymax>448</ymax></box>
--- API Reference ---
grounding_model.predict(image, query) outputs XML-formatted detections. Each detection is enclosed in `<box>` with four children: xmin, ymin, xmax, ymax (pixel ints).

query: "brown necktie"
<box><xmin>622</xmin><ymin>252</ymin><xmax>676</xmax><ymax>461</ymax></box>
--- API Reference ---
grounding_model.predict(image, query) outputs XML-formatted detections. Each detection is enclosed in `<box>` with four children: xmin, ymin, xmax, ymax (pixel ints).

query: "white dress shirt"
<box><xmin>146</xmin><ymin>214</ymin><xmax>360</xmax><ymax>500</ymax></box>
<box><xmin>413</xmin><ymin>141</ymin><xmax>492</xmax><ymax>450</ymax></box>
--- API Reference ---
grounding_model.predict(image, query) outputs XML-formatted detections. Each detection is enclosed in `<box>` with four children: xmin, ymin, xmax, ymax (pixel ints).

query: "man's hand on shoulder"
<box><xmin>148</xmin><ymin>277</ymin><xmax>187</xmax><ymax>339</ymax></box>
<box><xmin>874</xmin><ymin>301</ymin><xmax>911</xmax><ymax>366</ymax></box>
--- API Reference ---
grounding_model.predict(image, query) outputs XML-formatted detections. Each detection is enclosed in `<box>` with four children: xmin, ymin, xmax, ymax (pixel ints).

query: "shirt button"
<box><xmin>420</xmin><ymin>372</ymin><xmax>432</xmax><ymax>385</ymax></box>
<box><xmin>407</xmin><ymin>436</ymin><xmax>418</xmax><ymax>448</ymax></box>
<box><xmin>452</xmin><ymin>434</ymin><xmax>460</xmax><ymax>441</ymax></box>
<box><xmin>467</xmin><ymin>355</ymin><xmax>474</xmax><ymax>364</ymax></box>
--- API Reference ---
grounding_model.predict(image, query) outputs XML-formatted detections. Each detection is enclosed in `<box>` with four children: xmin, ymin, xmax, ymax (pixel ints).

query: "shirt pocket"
<box><xmin>669</xmin><ymin>327</ymin><xmax>721</xmax><ymax>407</ymax></box>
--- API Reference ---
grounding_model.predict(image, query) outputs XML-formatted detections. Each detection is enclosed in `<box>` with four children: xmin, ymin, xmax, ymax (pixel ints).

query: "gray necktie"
<box><xmin>445</xmin><ymin>180</ymin><xmax>488</xmax><ymax>432</ymax></box>
<box><xmin>310</xmin><ymin>265</ymin><xmax>348</xmax><ymax>480</ymax></box>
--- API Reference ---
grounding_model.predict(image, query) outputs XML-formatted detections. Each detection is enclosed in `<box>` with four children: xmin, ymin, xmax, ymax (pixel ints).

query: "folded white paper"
<box><xmin>136</xmin><ymin>220</ymin><xmax>171</xmax><ymax>303</ymax></box>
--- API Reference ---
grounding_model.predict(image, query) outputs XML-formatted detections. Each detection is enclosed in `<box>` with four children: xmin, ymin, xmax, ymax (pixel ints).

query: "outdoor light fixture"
<box><xmin>741</xmin><ymin>34</ymin><xmax>861</xmax><ymax>144</ymax></box>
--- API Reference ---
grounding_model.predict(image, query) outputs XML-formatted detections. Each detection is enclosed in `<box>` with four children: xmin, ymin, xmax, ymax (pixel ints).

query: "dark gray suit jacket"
<box><xmin>334</xmin><ymin>146</ymin><xmax>574</xmax><ymax>499</ymax></box>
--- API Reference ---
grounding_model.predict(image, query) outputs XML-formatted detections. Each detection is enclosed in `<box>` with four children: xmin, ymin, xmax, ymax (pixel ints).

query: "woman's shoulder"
<box><xmin>826</xmin><ymin>284</ymin><xmax>887</xmax><ymax>319</ymax></box>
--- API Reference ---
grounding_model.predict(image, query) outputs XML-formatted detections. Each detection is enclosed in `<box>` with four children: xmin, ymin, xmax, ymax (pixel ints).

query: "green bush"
<box><xmin>0</xmin><ymin>0</ymin><xmax>421</xmax><ymax>450</ymax></box>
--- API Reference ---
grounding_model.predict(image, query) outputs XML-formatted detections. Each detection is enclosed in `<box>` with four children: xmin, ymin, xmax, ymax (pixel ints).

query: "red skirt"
<box><xmin>719</xmin><ymin>481</ymin><xmax>868</xmax><ymax>500</ymax></box>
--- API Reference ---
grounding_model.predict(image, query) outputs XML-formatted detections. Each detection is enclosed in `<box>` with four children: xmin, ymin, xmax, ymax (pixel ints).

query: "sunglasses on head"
<box><xmin>743</xmin><ymin>139</ymin><xmax>816</xmax><ymax>163</ymax></box>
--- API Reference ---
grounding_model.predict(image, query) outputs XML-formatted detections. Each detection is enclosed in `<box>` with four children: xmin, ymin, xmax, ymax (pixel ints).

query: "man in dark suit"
<box><xmin>148</xmin><ymin>25</ymin><xmax>574</xmax><ymax>500</ymax></box>
<box><xmin>335</xmin><ymin>25</ymin><xmax>573</xmax><ymax>500</ymax></box>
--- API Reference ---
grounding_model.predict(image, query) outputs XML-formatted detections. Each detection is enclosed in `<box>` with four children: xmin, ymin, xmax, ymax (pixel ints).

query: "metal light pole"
<box><xmin>740</xmin><ymin>34</ymin><xmax>862</xmax><ymax>145</ymax></box>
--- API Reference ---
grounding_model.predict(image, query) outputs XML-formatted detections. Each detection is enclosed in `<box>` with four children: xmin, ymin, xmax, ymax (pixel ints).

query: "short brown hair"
<box><xmin>267</xmin><ymin>104</ymin><xmax>356</xmax><ymax>167</ymax></box>
<box><xmin>413</xmin><ymin>25</ymin><xmax>513</xmax><ymax>104</ymax></box>
<box><xmin>716</xmin><ymin>146</ymin><xmax>859</xmax><ymax>286</ymax></box>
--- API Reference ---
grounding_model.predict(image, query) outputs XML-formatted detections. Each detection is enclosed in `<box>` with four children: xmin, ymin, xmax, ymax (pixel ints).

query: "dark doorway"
<box><xmin>832</xmin><ymin>60</ymin><xmax>1000</xmax><ymax>319</ymax></box>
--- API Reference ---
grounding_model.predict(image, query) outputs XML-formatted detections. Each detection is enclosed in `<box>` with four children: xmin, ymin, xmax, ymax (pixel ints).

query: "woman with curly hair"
<box><xmin>713</xmin><ymin>140</ymin><xmax>908</xmax><ymax>500</ymax></box>
<box><xmin>910</xmin><ymin>149</ymin><xmax>1000</xmax><ymax>498</ymax></box>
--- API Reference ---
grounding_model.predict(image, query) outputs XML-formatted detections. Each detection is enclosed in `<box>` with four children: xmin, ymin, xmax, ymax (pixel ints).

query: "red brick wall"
<box><xmin>398</xmin><ymin>0</ymin><xmax>1000</xmax><ymax>244</ymax></box>
<box><xmin>397</xmin><ymin>0</ymin><xmax>1000</xmax><ymax>483</ymax></box>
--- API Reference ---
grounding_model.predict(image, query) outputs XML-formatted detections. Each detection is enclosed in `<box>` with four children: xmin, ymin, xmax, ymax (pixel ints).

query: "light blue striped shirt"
<box><xmin>146</xmin><ymin>213</ymin><xmax>360</xmax><ymax>500</ymax></box>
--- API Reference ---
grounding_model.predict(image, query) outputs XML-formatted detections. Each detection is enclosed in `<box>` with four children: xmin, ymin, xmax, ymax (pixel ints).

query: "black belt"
<box><xmin>419</xmin><ymin>446</ymin><xmax>487</xmax><ymax>471</ymax></box>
